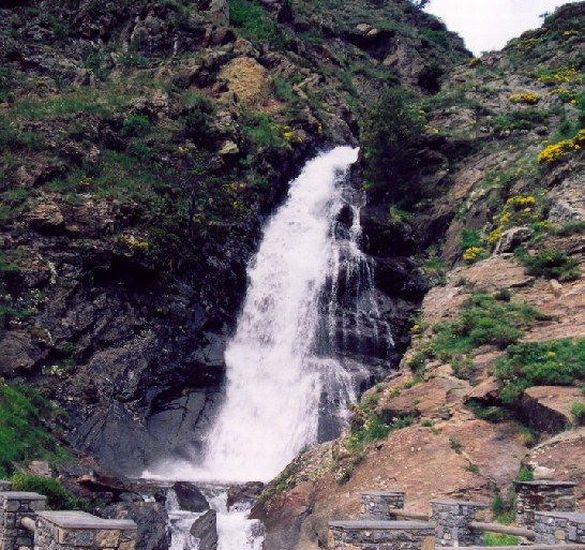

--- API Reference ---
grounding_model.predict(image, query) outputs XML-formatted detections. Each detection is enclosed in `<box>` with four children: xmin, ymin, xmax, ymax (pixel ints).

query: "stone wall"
<box><xmin>34</xmin><ymin>511</ymin><xmax>137</xmax><ymax>550</ymax></box>
<box><xmin>515</xmin><ymin>480</ymin><xmax>576</xmax><ymax>529</ymax></box>
<box><xmin>0</xmin><ymin>487</ymin><xmax>137</xmax><ymax>550</ymax></box>
<box><xmin>431</xmin><ymin>500</ymin><xmax>487</xmax><ymax>547</ymax></box>
<box><xmin>329</xmin><ymin>520</ymin><xmax>435</xmax><ymax>550</ymax></box>
<box><xmin>534</xmin><ymin>511</ymin><xmax>585</xmax><ymax>545</ymax></box>
<box><xmin>360</xmin><ymin>491</ymin><xmax>405</xmax><ymax>520</ymax></box>
<box><xmin>0</xmin><ymin>491</ymin><xmax>47</xmax><ymax>550</ymax></box>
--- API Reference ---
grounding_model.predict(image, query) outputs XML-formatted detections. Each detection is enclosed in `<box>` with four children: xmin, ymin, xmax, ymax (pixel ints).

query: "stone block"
<box><xmin>95</xmin><ymin>530</ymin><xmax>119</xmax><ymax>548</ymax></box>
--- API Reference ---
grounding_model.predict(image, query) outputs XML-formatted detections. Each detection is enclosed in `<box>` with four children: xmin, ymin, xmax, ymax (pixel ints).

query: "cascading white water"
<box><xmin>167</xmin><ymin>146</ymin><xmax>362</xmax><ymax>483</ymax></box>
<box><xmin>147</xmin><ymin>146</ymin><xmax>395</xmax><ymax>550</ymax></box>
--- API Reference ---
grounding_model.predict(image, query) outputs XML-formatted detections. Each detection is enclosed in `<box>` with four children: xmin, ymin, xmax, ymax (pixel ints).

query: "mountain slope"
<box><xmin>255</xmin><ymin>4</ymin><xmax>585</xmax><ymax>549</ymax></box>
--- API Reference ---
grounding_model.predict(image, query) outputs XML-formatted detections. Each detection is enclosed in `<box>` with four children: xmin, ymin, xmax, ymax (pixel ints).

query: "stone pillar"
<box><xmin>0</xmin><ymin>492</ymin><xmax>46</xmax><ymax>550</ymax></box>
<box><xmin>431</xmin><ymin>500</ymin><xmax>487</xmax><ymax>547</ymax></box>
<box><xmin>34</xmin><ymin>511</ymin><xmax>137</xmax><ymax>550</ymax></box>
<box><xmin>534</xmin><ymin>511</ymin><xmax>585</xmax><ymax>545</ymax></box>
<box><xmin>0</xmin><ymin>483</ymin><xmax>11</xmax><ymax>493</ymax></box>
<box><xmin>360</xmin><ymin>491</ymin><xmax>405</xmax><ymax>520</ymax></box>
<box><xmin>514</xmin><ymin>480</ymin><xmax>576</xmax><ymax>529</ymax></box>
<box><xmin>329</xmin><ymin>520</ymin><xmax>435</xmax><ymax>550</ymax></box>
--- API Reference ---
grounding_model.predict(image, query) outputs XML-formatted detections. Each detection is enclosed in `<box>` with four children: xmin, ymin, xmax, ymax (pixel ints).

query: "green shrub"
<box><xmin>571</xmin><ymin>401</ymin><xmax>585</xmax><ymax>426</ymax></box>
<box><xmin>432</xmin><ymin>293</ymin><xmax>545</xmax><ymax>360</ymax></box>
<box><xmin>241</xmin><ymin>112</ymin><xmax>286</xmax><ymax>150</ymax></box>
<box><xmin>491</xmin><ymin>490</ymin><xmax>516</xmax><ymax>524</ymax></box>
<box><xmin>485</xmin><ymin>533</ymin><xmax>519</xmax><ymax>546</ymax></box>
<box><xmin>228</xmin><ymin>0</ymin><xmax>287</xmax><ymax>49</ymax></box>
<box><xmin>0</xmin><ymin>384</ymin><xmax>70</xmax><ymax>477</ymax></box>
<box><xmin>121</xmin><ymin>114</ymin><xmax>151</xmax><ymax>137</ymax></box>
<box><xmin>346</xmin><ymin>414</ymin><xmax>414</xmax><ymax>455</ymax></box>
<box><xmin>492</xmin><ymin>109</ymin><xmax>548</xmax><ymax>132</ymax></box>
<box><xmin>517</xmin><ymin>465</ymin><xmax>534</xmax><ymax>481</ymax></box>
<box><xmin>421</xmin><ymin>29</ymin><xmax>451</xmax><ymax>49</ymax></box>
<box><xmin>553</xmin><ymin>221</ymin><xmax>585</xmax><ymax>237</ymax></box>
<box><xmin>517</xmin><ymin>248</ymin><xmax>581</xmax><ymax>282</ymax></box>
<box><xmin>449</xmin><ymin>437</ymin><xmax>463</xmax><ymax>453</ymax></box>
<box><xmin>459</xmin><ymin>229</ymin><xmax>484</xmax><ymax>252</ymax></box>
<box><xmin>495</xmin><ymin>339</ymin><xmax>585</xmax><ymax>403</ymax></box>
<box><xmin>411</xmin><ymin>293</ymin><xmax>546</xmax><ymax>377</ymax></box>
<box><xmin>10</xmin><ymin>474</ymin><xmax>89</xmax><ymax>511</ymax></box>
<box><xmin>361</xmin><ymin>87</ymin><xmax>425</xmax><ymax>198</ymax></box>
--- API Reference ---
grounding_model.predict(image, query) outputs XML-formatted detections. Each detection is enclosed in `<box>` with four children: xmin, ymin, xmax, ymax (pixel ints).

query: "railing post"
<box><xmin>360</xmin><ymin>491</ymin><xmax>406</xmax><ymax>520</ymax></box>
<box><xmin>534</xmin><ymin>511</ymin><xmax>585</xmax><ymax>545</ymax></box>
<box><xmin>0</xmin><ymin>492</ymin><xmax>46</xmax><ymax>550</ymax></box>
<box><xmin>515</xmin><ymin>481</ymin><xmax>576</xmax><ymax>529</ymax></box>
<box><xmin>431</xmin><ymin>500</ymin><xmax>487</xmax><ymax>547</ymax></box>
<box><xmin>34</xmin><ymin>511</ymin><xmax>137</xmax><ymax>550</ymax></box>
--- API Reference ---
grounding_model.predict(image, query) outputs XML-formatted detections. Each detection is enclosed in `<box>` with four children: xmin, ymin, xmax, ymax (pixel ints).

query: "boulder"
<box><xmin>494</xmin><ymin>226</ymin><xmax>533</xmax><ymax>254</ymax></box>
<box><xmin>25</xmin><ymin>461</ymin><xmax>51</xmax><ymax>477</ymax></box>
<box><xmin>218</xmin><ymin>140</ymin><xmax>239</xmax><ymax>157</ymax></box>
<box><xmin>172</xmin><ymin>482</ymin><xmax>209</xmax><ymax>512</ymax></box>
<box><xmin>102</xmin><ymin>501</ymin><xmax>171</xmax><ymax>550</ymax></box>
<box><xmin>464</xmin><ymin>376</ymin><xmax>500</xmax><ymax>404</ymax></box>
<box><xmin>27</xmin><ymin>201</ymin><xmax>65</xmax><ymax>234</ymax></box>
<box><xmin>519</xmin><ymin>386</ymin><xmax>582</xmax><ymax>434</ymax></box>
<box><xmin>226</xmin><ymin>482</ymin><xmax>264</xmax><ymax>511</ymax></box>
<box><xmin>190</xmin><ymin>509</ymin><xmax>218</xmax><ymax>550</ymax></box>
<box><xmin>527</xmin><ymin>428</ymin><xmax>585</xmax><ymax>507</ymax></box>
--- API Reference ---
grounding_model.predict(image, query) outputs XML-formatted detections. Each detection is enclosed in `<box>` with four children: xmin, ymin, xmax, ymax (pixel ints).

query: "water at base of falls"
<box><xmin>145</xmin><ymin>146</ymin><xmax>395</xmax><ymax>550</ymax></box>
<box><xmin>166</xmin><ymin>486</ymin><xmax>263</xmax><ymax>550</ymax></box>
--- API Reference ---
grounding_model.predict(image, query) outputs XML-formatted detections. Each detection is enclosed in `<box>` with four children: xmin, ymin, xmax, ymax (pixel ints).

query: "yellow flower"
<box><xmin>463</xmin><ymin>247</ymin><xmax>485</xmax><ymax>263</ymax></box>
<box><xmin>509</xmin><ymin>92</ymin><xmax>540</xmax><ymax>105</ymax></box>
<box><xmin>538</xmin><ymin>136</ymin><xmax>581</xmax><ymax>164</ymax></box>
<box><xmin>487</xmin><ymin>228</ymin><xmax>502</xmax><ymax>245</ymax></box>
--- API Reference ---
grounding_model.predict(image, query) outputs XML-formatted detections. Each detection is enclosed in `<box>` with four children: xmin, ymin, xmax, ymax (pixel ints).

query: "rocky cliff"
<box><xmin>0</xmin><ymin>0</ymin><xmax>465</xmax><ymax>475</ymax></box>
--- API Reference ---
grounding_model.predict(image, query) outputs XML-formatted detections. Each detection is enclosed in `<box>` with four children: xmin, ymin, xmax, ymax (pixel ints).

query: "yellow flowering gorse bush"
<box><xmin>463</xmin><ymin>247</ymin><xmax>486</xmax><ymax>263</ymax></box>
<box><xmin>537</xmin><ymin>67</ymin><xmax>581</xmax><ymax>85</ymax></box>
<box><xmin>538</xmin><ymin>131</ymin><xmax>584</xmax><ymax>164</ymax></box>
<box><xmin>509</xmin><ymin>92</ymin><xmax>540</xmax><ymax>105</ymax></box>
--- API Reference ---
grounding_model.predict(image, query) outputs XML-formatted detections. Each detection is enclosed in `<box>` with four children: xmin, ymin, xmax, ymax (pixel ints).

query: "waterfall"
<box><xmin>146</xmin><ymin>146</ymin><xmax>395</xmax><ymax>549</ymax></box>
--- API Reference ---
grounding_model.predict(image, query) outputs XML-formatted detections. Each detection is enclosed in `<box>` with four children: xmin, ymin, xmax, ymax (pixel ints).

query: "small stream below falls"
<box><xmin>145</xmin><ymin>147</ymin><xmax>395</xmax><ymax>549</ymax></box>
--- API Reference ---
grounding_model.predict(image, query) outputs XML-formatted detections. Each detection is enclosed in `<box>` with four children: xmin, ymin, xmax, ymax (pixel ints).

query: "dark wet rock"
<box><xmin>226</xmin><ymin>482</ymin><xmax>264</xmax><ymax>511</ymax></box>
<box><xmin>361</xmin><ymin>205</ymin><xmax>417</xmax><ymax>258</ymax></box>
<box><xmin>190</xmin><ymin>509</ymin><xmax>218</xmax><ymax>550</ymax></box>
<box><xmin>102</xmin><ymin>501</ymin><xmax>171</xmax><ymax>550</ymax></box>
<box><xmin>173</xmin><ymin>482</ymin><xmax>209</xmax><ymax>513</ymax></box>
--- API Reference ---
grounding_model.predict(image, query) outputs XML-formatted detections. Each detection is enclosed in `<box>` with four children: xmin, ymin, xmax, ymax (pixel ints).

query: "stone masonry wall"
<box><xmin>330</xmin><ymin>521</ymin><xmax>435</xmax><ymax>550</ymax></box>
<box><xmin>515</xmin><ymin>481</ymin><xmax>576</xmax><ymax>529</ymax></box>
<box><xmin>431</xmin><ymin>500</ymin><xmax>486</xmax><ymax>547</ymax></box>
<box><xmin>34</xmin><ymin>512</ymin><xmax>137</xmax><ymax>550</ymax></box>
<box><xmin>534</xmin><ymin>511</ymin><xmax>585</xmax><ymax>545</ymax></box>
<box><xmin>0</xmin><ymin>492</ymin><xmax>47</xmax><ymax>550</ymax></box>
<box><xmin>360</xmin><ymin>492</ymin><xmax>405</xmax><ymax>521</ymax></box>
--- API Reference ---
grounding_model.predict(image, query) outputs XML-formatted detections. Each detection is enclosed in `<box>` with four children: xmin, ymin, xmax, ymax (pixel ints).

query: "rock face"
<box><xmin>0</xmin><ymin>0</ymin><xmax>466</xmax><ymax>476</ymax></box>
<box><xmin>520</xmin><ymin>386</ymin><xmax>582</xmax><ymax>435</ymax></box>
